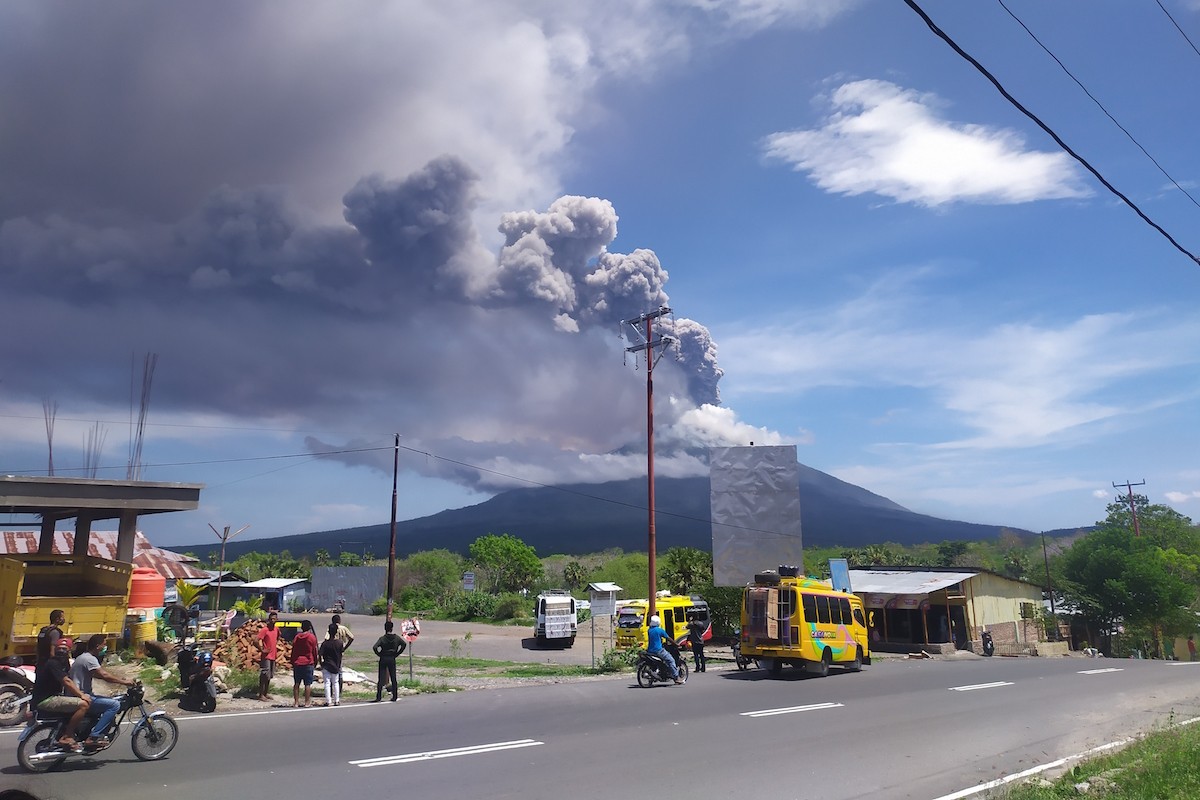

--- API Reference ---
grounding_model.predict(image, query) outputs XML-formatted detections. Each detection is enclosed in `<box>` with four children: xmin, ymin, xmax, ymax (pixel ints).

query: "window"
<box><xmin>815</xmin><ymin>595</ymin><xmax>831</xmax><ymax>624</ymax></box>
<box><xmin>853</xmin><ymin>607</ymin><xmax>866</xmax><ymax>627</ymax></box>
<box><xmin>839</xmin><ymin>598</ymin><xmax>852</xmax><ymax>625</ymax></box>
<box><xmin>780</xmin><ymin>589</ymin><xmax>797</xmax><ymax>621</ymax></box>
<box><xmin>802</xmin><ymin>593</ymin><xmax>817</xmax><ymax>622</ymax></box>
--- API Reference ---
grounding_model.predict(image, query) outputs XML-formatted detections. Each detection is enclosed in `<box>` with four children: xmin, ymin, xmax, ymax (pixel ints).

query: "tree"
<box><xmin>469</xmin><ymin>533</ymin><xmax>543</xmax><ymax>594</ymax></box>
<box><xmin>313</xmin><ymin>548</ymin><xmax>331</xmax><ymax>567</ymax></box>
<box><xmin>658</xmin><ymin>547</ymin><xmax>712</xmax><ymax>595</ymax></box>
<box><xmin>562</xmin><ymin>561</ymin><xmax>588</xmax><ymax>592</ymax></box>
<box><xmin>1055</xmin><ymin>497</ymin><xmax>1199</xmax><ymax>653</ymax></box>
<box><xmin>401</xmin><ymin>549</ymin><xmax>465</xmax><ymax>603</ymax></box>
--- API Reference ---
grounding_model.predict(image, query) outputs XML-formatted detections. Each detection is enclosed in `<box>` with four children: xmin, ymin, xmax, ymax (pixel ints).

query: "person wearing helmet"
<box><xmin>30</xmin><ymin>636</ymin><xmax>90</xmax><ymax>750</ymax></box>
<box><xmin>646</xmin><ymin>614</ymin><xmax>682</xmax><ymax>684</ymax></box>
<box><xmin>70</xmin><ymin>633</ymin><xmax>135</xmax><ymax>748</ymax></box>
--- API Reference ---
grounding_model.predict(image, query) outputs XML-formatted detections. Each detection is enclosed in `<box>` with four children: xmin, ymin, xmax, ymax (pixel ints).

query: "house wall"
<box><xmin>967</xmin><ymin>573</ymin><xmax>1043</xmax><ymax>644</ymax></box>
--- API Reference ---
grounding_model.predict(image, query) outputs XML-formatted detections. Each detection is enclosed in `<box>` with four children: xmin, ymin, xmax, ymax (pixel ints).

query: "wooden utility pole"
<box><xmin>1112</xmin><ymin>479</ymin><xmax>1145</xmax><ymax>537</ymax></box>
<box><xmin>387</xmin><ymin>433</ymin><xmax>399</xmax><ymax>621</ymax></box>
<box><xmin>623</xmin><ymin>307</ymin><xmax>676</xmax><ymax>618</ymax></box>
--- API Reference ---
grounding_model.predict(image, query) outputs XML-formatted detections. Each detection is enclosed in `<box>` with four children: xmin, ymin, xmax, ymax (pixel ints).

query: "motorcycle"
<box><xmin>0</xmin><ymin>656</ymin><xmax>35</xmax><ymax>727</ymax></box>
<box><xmin>731</xmin><ymin>633</ymin><xmax>755</xmax><ymax>671</ymax></box>
<box><xmin>17</xmin><ymin>681</ymin><xmax>179</xmax><ymax>773</ymax></box>
<box><xmin>636</xmin><ymin>640</ymin><xmax>688</xmax><ymax>687</ymax></box>
<box><xmin>180</xmin><ymin>652</ymin><xmax>218</xmax><ymax>714</ymax></box>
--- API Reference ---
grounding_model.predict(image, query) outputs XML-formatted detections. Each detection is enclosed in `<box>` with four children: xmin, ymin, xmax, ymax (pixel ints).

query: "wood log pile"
<box><xmin>215</xmin><ymin>619</ymin><xmax>293</xmax><ymax>671</ymax></box>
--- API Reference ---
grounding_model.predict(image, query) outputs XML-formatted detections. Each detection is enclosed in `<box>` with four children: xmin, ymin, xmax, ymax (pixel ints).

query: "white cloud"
<box><xmin>1164</xmin><ymin>490</ymin><xmax>1200</xmax><ymax>503</ymax></box>
<box><xmin>762</xmin><ymin>79</ymin><xmax>1090</xmax><ymax>206</ymax></box>
<box><xmin>718</xmin><ymin>269</ymin><xmax>1200</xmax><ymax>452</ymax></box>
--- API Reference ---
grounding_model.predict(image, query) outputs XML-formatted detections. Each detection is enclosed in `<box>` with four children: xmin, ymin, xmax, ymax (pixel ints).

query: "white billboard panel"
<box><xmin>710</xmin><ymin>445</ymin><xmax>803</xmax><ymax>587</ymax></box>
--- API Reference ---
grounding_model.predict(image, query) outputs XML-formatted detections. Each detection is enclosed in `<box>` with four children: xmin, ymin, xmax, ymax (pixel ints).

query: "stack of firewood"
<box><xmin>215</xmin><ymin>619</ymin><xmax>293</xmax><ymax>671</ymax></box>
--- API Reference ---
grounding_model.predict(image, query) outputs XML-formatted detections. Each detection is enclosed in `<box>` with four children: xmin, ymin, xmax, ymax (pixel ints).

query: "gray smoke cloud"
<box><xmin>0</xmin><ymin>156</ymin><xmax>731</xmax><ymax>491</ymax></box>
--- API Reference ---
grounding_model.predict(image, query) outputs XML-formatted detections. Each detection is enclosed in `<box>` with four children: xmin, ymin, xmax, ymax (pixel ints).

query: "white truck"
<box><xmin>533</xmin><ymin>590</ymin><xmax>577</xmax><ymax>647</ymax></box>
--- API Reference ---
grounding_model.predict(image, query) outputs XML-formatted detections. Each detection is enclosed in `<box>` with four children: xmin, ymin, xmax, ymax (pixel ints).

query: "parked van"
<box><xmin>533</xmin><ymin>590</ymin><xmax>577</xmax><ymax>647</ymax></box>
<box><xmin>615</xmin><ymin>592</ymin><xmax>710</xmax><ymax>649</ymax></box>
<box><xmin>740</xmin><ymin>565</ymin><xmax>870</xmax><ymax>676</ymax></box>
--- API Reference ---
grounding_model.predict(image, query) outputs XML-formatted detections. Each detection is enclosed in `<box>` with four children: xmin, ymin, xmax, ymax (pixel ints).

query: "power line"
<box><xmin>996</xmin><ymin>0</ymin><xmax>1200</xmax><ymax>210</ymax></box>
<box><xmin>1155</xmin><ymin>0</ymin><xmax>1200</xmax><ymax>59</ymax></box>
<box><xmin>902</xmin><ymin>0</ymin><xmax>1200</xmax><ymax>266</ymax></box>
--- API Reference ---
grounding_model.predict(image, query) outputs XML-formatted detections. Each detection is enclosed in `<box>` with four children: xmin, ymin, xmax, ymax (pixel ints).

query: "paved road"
<box><xmin>6</xmin><ymin>654</ymin><xmax>1199</xmax><ymax>800</ymax></box>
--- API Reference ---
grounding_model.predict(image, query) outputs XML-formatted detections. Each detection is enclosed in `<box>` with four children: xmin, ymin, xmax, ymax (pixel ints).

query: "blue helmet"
<box><xmin>197</xmin><ymin>651</ymin><xmax>213</xmax><ymax>667</ymax></box>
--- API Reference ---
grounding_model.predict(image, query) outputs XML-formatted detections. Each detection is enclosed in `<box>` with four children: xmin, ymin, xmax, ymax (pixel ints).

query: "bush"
<box><xmin>593</xmin><ymin>646</ymin><xmax>637</xmax><ymax>673</ymax></box>
<box><xmin>369</xmin><ymin>596</ymin><xmax>387</xmax><ymax>616</ymax></box>
<box><xmin>491</xmin><ymin>592</ymin><xmax>528</xmax><ymax>621</ymax></box>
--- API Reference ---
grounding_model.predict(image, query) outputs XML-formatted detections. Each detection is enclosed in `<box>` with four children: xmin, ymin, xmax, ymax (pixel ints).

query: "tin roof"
<box><xmin>847</xmin><ymin>569</ymin><xmax>978</xmax><ymax>595</ymax></box>
<box><xmin>0</xmin><ymin>530</ymin><xmax>210</xmax><ymax>580</ymax></box>
<box><xmin>241</xmin><ymin>578</ymin><xmax>308</xmax><ymax>589</ymax></box>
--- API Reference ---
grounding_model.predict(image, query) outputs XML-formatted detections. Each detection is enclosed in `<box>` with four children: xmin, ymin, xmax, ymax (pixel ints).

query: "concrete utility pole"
<box><xmin>623</xmin><ymin>306</ymin><xmax>676</xmax><ymax>618</ymax></box>
<box><xmin>208</xmin><ymin>523</ymin><xmax>250</xmax><ymax>612</ymax></box>
<box><xmin>387</xmin><ymin>433</ymin><xmax>400</xmax><ymax>622</ymax></box>
<box><xmin>1113</xmin><ymin>479</ymin><xmax>1145</xmax><ymax>537</ymax></box>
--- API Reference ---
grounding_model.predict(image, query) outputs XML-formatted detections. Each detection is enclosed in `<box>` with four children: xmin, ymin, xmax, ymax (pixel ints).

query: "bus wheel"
<box><xmin>846</xmin><ymin>646</ymin><xmax>863</xmax><ymax>673</ymax></box>
<box><xmin>810</xmin><ymin>649</ymin><xmax>831</xmax><ymax>677</ymax></box>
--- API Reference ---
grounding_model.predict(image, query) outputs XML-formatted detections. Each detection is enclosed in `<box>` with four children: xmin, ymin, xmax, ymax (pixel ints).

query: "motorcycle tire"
<box><xmin>201</xmin><ymin>694</ymin><xmax>216</xmax><ymax>713</ymax></box>
<box><xmin>636</xmin><ymin>664</ymin><xmax>656</xmax><ymax>688</ymax></box>
<box><xmin>0</xmin><ymin>684</ymin><xmax>28</xmax><ymax>727</ymax></box>
<box><xmin>677</xmin><ymin>661</ymin><xmax>688</xmax><ymax>683</ymax></box>
<box><xmin>132</xmin><ymin>715</ymin><xmax>179</xmax><ymax>761</ymax></box>
<box><xmin>18</xmin><ymin>722</ymin><xmax>66</xmax><ymax>773</ymax></box>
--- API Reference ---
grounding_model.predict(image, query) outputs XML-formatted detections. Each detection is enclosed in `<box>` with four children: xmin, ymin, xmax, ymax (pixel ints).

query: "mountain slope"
<box><xmin>172</xmin><ymin>464</ymin><xmax>1031</xmax><ymax>560</ymax></box>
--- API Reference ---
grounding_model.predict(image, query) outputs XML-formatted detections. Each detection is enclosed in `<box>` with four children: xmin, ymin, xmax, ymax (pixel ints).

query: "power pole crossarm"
<box><xmin>1112</xmin><ymin>480</ymin><xmax>1145</xmax><ymax>537</ymax></box>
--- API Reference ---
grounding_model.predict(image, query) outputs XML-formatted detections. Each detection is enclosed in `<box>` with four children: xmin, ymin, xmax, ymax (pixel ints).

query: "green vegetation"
<box><xmin>1000</xmin><ymin>720</ymin><xmax>1200</xmax><ymax>799</ymax></box>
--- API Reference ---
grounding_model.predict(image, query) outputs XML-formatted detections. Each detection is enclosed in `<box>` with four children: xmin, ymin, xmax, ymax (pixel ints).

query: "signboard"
<box><xmin>829</xmin><ymin>558</ymin><xmax>852</xmax><ymax>593</ymax></box>
<box><xmin>400</xmin><ymin>618</ymin><xmax>421</xmax><ymax>643</ymax></box>
<box><xmin>462</xmin><ymin>571</ymin><xmax>475</xmax><ymax>592</ymax></box>
<box><xmin>710</xmin><ymin>445</ymin><xmax>803</xmax><ymax>586</ymax></box>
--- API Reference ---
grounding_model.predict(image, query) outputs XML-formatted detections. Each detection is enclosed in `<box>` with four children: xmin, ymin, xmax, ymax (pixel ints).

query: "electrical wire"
<box><xmin>902</xmin><ymin>0</ymin><xmax>1200</xmax><ymax>266</ymax></box>
<box><xmin>996</xmin><ymin>0</ymin><xmax>1200</xmax><ymax>210</ymax></box>
<box><xmin>1155</xmin><ymin>0</ymin><xmax>1200</xmax><ymax>59</ymax></box>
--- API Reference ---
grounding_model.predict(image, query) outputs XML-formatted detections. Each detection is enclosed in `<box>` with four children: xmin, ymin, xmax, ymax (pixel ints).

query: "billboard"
<box><xmin>710</xmin><ymin>445</ymin><xmax>803</xmax><ymax>587</ymax></box>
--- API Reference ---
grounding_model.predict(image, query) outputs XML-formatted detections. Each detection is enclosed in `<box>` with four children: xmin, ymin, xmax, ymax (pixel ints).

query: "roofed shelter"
<box><xmin>0</xmin><ymin>475</ymin><xmax>202</xmax><ymax>563</ymax></box>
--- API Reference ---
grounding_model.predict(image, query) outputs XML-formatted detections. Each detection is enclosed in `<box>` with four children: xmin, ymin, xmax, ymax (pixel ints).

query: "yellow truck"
<box><xmin>740</xmin><ymin>565</ymin><xmax>870</xmax><ymax>677</ymax></box>
<box><xmin>0</xmin><ymin>554</ymin><xmax>132</xmax><ymax>660</ymax></box>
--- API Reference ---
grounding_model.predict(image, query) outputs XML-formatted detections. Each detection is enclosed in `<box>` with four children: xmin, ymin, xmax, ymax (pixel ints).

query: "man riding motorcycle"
<box><xmin>69</xmin><ymin>634</ymin><xmax>135</xmax><ymax>748</ymax></box>
<box><xmin>646</xmin><ymin>615</ymin><xmax>682</xmax><ymax>685</ymax></box>
<box><xmin>30</xmin><ymin>637</ymin><xmax>89</xmax><ymax>750</ymax></box>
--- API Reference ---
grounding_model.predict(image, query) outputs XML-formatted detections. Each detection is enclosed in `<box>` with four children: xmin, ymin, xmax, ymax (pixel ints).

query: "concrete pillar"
<box><xmin>117</xmin><ymin>510</ymin><xmax>138</xmax><ymax>563</ymax></box>
<box><xmin>38</xmin><ymin>518</ymin><xmax>56</xmax><ymax>555</ymax></box>
<box><xmin>72</xmin><ymin>516</ymin><xmax>93</xmax><ymax>557</ymax></box>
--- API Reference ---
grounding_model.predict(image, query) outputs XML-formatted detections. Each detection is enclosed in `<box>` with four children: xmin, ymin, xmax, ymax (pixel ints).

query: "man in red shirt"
<box><xmin>256</xmin><ymin>611</ymin><xmax>279</xmax><ymax>702</ymax></box>
<box><xmin>290</xmin><ymin>620</ymin><xmax>319</xmax><ymax>708</ymax></box>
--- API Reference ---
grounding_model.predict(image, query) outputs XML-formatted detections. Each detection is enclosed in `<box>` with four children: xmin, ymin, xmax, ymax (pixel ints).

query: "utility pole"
<box><xmin>208</xmin><ymin>523</ymin><xmax>250</xmax><ymax>613</ymax></box>
<box><xmin>1041</xmin><ymin>532</ymin><xmax>1059</xmax><ymax>641</ymax></box>
<box><xmin>623</xmin><ymin>306</ymin><xmax>676</xmax><ymax>618</ymax></box>
<box><xmin>387</xmin><ymin>433</ymin><xmax>400</xmax><ymax>622</ymax></box>
<box><xmin>1113</xmin><ymin>479</ymin><xmax>1145</xmax><ymax>537</ymax></box>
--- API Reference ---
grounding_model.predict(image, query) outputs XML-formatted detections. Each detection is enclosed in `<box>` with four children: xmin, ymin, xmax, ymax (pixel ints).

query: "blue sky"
<box><xmin>2</xmin><ymin>1</ymin><xmax>1199</xmax><ymax>549</ymax></box>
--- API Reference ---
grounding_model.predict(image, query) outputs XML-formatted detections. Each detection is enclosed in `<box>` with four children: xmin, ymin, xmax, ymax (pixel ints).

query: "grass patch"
<box><xmin>500</xmin><ymin>664</ymin><xmax>592</xmax><ymax>678</ymax></box>
<box><xmin>1000</xmin><ymin>719</ymin><xmax>1200</xmax><ymax>799</ymax></box>
<box><xmin>423</xmin><ymin>656</ymin><xmax>518</xmax><ymax>670</ymax></box>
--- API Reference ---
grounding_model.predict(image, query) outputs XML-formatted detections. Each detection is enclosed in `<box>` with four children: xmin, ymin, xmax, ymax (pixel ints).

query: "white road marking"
<box><xmin>1078</xmin><ymin>668</ymin><xmax>1124</xmax><ymax>675</ymax></box>
<box><xmin>350</xmin><ymin>739</ymin><xmax>543</xmax><ymax>767</ymax></box>
<box><xmin>948</xmin><ymin>681</ymin><xmax>1013</xmax><ymax>692</ymax></box>
<box><xmin>1167</xmin><ymin>661</ymin><xmax>1200</xmax><ymax>666</ymax></box>
<box><xmin>741</xmin><ymin>702</ymin><xmax>844</xmax><ymax>718</ymax></box>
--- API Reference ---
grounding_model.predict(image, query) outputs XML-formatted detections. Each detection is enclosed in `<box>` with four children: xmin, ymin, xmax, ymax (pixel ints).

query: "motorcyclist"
<box><xmin>646</xmin><ymin>615</ymin><xmax>682</xmax><ymax>685</ymax></box>
<box><xmin>30</xmin><ymin>637</ymin><xmax>89</xmax><ymax>750</ymax></box>
<box><xmin>69</xmin><ymin>634</ymin><xmax>134</xmax><ymax>748</ymax></box>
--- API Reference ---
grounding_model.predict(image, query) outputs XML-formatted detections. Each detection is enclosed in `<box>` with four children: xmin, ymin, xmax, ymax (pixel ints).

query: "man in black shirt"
<box><xmin>35</xmin><ymin>609</ymin><xmax>66</xmax><ymax>667</ymax></box>
<box><xmin>30</xmin><ymin>637</ymin><xmax>90</xmax><ymax>750</ymax></box>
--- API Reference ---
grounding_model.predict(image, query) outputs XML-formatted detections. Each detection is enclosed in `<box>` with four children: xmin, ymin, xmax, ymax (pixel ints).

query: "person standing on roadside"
<box><xmin>319</xmin><ymin>623</ymin><xmax>345</xmax><ymax>707</ymax></box>
<box><xmin>36</xmin><ymin>609</ymin><xmax>66</xmax><ymax>667</ymax></box>
<box><xmin>687</xmin><ymin>612</ymin><xmax>708</xmax><ymax>673</ymax></box>
<box><xmin>329</xmin><ymin>613</ymin><xmax>354</xmax><ymax>695</ymax></box>
<box><xmin>256</xmin><ymin>611</ymin><xmax>280</xmax><ymax>701</ymax></box>
<box><xmin>372</xmin><ymin>620</ymin><xmax>406</xmax><ymax>702</ymax></box>
<box><xmin>291</xmin><ymin>620</ymin><xmax>319</xmax><ymax>707</ymax></box>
